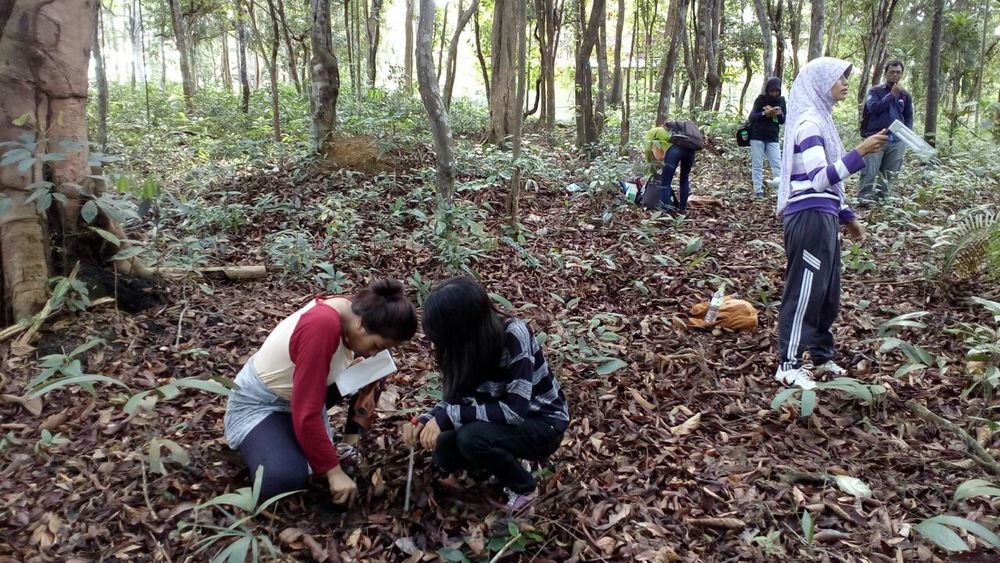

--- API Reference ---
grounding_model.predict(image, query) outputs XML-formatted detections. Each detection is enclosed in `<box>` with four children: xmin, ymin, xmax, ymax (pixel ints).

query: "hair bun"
<box><xmin>371</xmin><ymin>279</ymin><xmax>404</xmax><ymax>300</ymax></box>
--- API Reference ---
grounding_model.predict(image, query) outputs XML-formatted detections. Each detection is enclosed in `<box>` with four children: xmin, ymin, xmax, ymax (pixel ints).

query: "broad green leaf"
<box><xmin>108</xmin><ymin>246</ymin><xmax>146</xmax><ymax>261</ymax></box>
<box><xmin>595</xmin><ymin>359</ymin><xmax>627</xmax><ymax>375</ymax></box>
<box><xmin>175</xmin><ymin>377</ymin><xmax>232</xmax><ymax>396</ymax></box>
<box><xmin>834</xmin><ymin>475</ymin><xmax>872</xmax><ymax>499</ymax></box>
<box><xmin>929</xmin><ymin>515</ymin><xmax>1000</xmax><ymax>549</ymax></box>
<box><xmin>879</xmin><ymin>337</ymin><xmax>905</xmax><ymax>354</ymax></box>
<box><xmin>770</xmin><ymin>387</ymin><xmax>799</xmax><ymax>410</ymax></box>
<box><xmin>123</xmin><ymin>390</ymin><xmax>156</xmax><ymax>414</ymax></box>
<box><xmin>894</xmin><ymin>362</ymin><xmax>929</xmax><ymax>378</ymax></box>
<box><xmin>913</xmin><ymin>519</ymin><xmax>969</xmax><ymax>551</ymax></box>
<box><xmin>437</xmin><ymin>547</ymin><xmax>468</xmax><ymax>562</ymax></box>
<box><xmin>90</xmin><ymin>227</ymin><xmax>121</xmax><ymax>246</ymax></box>
<box><xmin>17</xmin><ymin>156</ymin><xmax>36</xmax><ymax>173</ymax></box>
<box><xmin>954</xmin><ymin>479</ymin><xmax>1000</xmax><ymax>502</ymax></box>
<box><xmin>29</xmin><ymin>374</ymin><xmax>129</xmax><ymax>398</ymax></box>
<box><xmin>70</xmin><ymin>337</ymin><xmax>105</xmax><ymax>357</ymax></box>
<box><xmin>34</xmin><ymin>193</ymin><xmax>52</xmax><ymax>212</ymax></box>
<box><xmin>211</xmin><ymin>536</ymin><xmax>252</xmax><ymax>563</ymax></box>
<box><xmin>800</xmin><ymin>389</ymin><xmax>817</xmax><ymax>417</ymax></box>
<box><xmin>81</xmin><ymin>200</ymin><xmax>99</xmax><ymax>223</ymax></box>
<box><xmin>487</xmin><ymin>292</ymin><xmax>514</xmax><ymax>310</ymax></box>
<box><xmin>197</xmin><ymin>487</ymin><xmax>257</xmax><ymax>513</ymax></box>
<box><xmin>158</xmin><ymin>383</ymin><xmax>181</xmax><ymax>400</ymax></box>
<box><xmin>801</xmin><ymin>511</ymin><xmax>814</xmax><ymax>544</ymax></box>
<box><xmin>878</xmin><ymin>311</ymin><xmax>929</xmax><ymax>336</ymax></box>
<box><xmin>12</xmin><ymin>113</ymin><xmax>32</xmax><ymax>127</ymax></box>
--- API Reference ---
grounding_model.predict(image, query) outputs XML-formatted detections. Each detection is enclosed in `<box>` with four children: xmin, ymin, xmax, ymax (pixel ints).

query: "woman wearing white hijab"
<box><xmin>774</xmin><ymin>57</ymin><xmax>888</xmax><ymax>389</ymax></box>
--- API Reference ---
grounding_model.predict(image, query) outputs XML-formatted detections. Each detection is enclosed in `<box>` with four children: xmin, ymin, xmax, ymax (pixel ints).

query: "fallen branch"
<box><xmin>154</xmin><ymin>265</ymin><xmax>267</xmax><ymax>281</ymax></box>
<box><xmin>905</xmin><ymin>399</ymin><xmax>1000</xmax><ymax>476</ymax></box>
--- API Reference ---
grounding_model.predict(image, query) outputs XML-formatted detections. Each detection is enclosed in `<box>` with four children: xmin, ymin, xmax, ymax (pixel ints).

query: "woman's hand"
<box><xmin>856</xmin><ymin>130</ymin><xmax>888</xmax><ymax>156</ymax></box>
<box><xmin>402</xmin><ymin>420</ymin><xmax>424</xmax><ymax>447</ymax></box>
<box><xmin>326</xmin><ymin>465</ymin><xmax>358</xmax><ymax>505</ymax></box>
<box><xmin>845</xmin><ymin>219</ymin><xmax>866</xmax><ymax>243</ymax></box>
<box><xmin>419</xmin><ymin>417</ymin><xmax>441</xmax><ymax>451</ymax></box>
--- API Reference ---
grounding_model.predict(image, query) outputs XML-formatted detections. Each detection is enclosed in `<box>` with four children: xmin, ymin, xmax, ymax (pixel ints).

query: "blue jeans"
<box><xmin>750</xmin><ymin>140</ymin><xmax>782</xmax><ymax>194</ymax></box>
<box><xmin>659</xmin><ymin>145</ymin><xmax>696</xmax><ymax>211</ymax></box>
<box><xmin>858</xmin><ymin>140</ymin><xmax>906</xmax><ymax>202</ymax></box>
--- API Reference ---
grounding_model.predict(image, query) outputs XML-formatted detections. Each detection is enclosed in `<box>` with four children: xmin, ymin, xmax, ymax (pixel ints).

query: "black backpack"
<box><xmin>666</xmin><ymin>121</ymin><xmax>706</xmax><ymax>151</ymax></box>
<box><xmin>736</xmin><ymin>121</ymin><xmax>751</xmax><ymax>146</ymax></box>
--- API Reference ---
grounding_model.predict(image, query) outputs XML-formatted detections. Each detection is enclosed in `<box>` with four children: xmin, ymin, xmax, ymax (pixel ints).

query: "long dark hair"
<box><xmin>351</xmin><ymin>279</ymin><xmax>418</xmax><ymax>342</ymax></box>
<box><xmin>422</xmin><ymin>276</ymin><xmax>506</xmax><ymax>403</ymax></box>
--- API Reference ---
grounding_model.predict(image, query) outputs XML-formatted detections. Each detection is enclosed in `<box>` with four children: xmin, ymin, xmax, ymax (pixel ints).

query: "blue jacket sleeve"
<box><xmin>865</xmin><ymin>86</ymin><xmax>895</xmax><ymax>116</ymax></box>
<box><xmin>749</xmin><ymin>97</ymin><xmax>766</xmax><ymax>122</ymax></box>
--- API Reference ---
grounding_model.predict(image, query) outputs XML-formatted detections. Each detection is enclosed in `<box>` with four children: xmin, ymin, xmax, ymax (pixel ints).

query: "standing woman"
<box><xmin>775</xmin><ymin>58</ymin><xmax>887</xmax><ymax>389</ymax></box>
<box><xmin>224</xmin><ymin>280</ymin><xmax>418</xmax><ymax>504</ymax></box>
<box><xmin>748</xmin><ymin>77</ymin><xmax>786</xmax><ymax>198</ymax></box>
<box><xmin>403</xmin><ymin>276</ymin><xmax>569</xmax><ymax>511</ymax></box>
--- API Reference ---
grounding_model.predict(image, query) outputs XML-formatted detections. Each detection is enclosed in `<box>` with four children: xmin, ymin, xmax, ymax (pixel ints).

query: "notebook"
<box><xmin>335</xmin><ymin>350</ymin><xmax>397</xmax><ymax>396</ymax></box>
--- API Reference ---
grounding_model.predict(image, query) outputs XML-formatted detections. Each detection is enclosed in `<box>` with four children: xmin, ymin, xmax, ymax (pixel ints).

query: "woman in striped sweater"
<box><xmin>402</xmin><ymin>276</ymin><xmax>569</xmax><ymax>511</ymax></box>
<box><xmin>774</xmin><ymin>57</ymin><xmax>888</xmax><ymax>390</ymax></box>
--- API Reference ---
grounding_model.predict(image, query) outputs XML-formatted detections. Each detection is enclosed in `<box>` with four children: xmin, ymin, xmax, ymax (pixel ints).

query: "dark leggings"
<box><xmin>238</xmin><ymin>386</ymin><xmax>362</xmax><ymax>500</ymax></box>
<box><xmin>659</xmin><ymin>144</ymin><xmax>696</xmax><ymax>211</ymax></box>
<box><xmin>432</xmin><ymin>419</ymin><xmax>563</xmax><ymax>494</ymax></box>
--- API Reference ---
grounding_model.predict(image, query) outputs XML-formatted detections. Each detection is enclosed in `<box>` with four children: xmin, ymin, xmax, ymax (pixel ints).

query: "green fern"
<box><xmin>935</xmin><ymin>208</ymin><xmax>1000</xmax><ymax>281</ymax></box>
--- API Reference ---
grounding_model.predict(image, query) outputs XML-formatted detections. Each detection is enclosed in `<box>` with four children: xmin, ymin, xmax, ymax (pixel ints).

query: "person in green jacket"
<box><xmin>641</xmin><ymin>125</ymin><xmax>697</xmax><ymax>212</ymax></box>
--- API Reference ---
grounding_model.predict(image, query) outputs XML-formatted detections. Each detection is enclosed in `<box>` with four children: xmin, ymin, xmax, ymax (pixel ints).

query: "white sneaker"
<box><xmin>813</xmin><ymin>360</ymin><xmax>848</xmax><ymax>377</ymax></box>
<box><xmin>775</xmin><ymin>366</ymin><xmax>817</xmax><ymax>390</ymax></box>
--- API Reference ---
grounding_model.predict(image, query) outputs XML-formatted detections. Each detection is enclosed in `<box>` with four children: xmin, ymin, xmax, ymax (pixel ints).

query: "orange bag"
<box><xmin>688</xmin><ymin>296</ymin><xmax>759</xmax><ymax>331</ymax></box>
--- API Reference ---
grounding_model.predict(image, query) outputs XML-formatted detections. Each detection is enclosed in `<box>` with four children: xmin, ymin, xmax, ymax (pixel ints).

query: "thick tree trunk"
<box><xmin>807</xmin><ymin>0</ymin><xmax>823</xmax><ymax>61</ymax></box>
<box><xmin>444</xmin><ymin>0</ymin><xmax>479</xmax><ymax>108</ymax></box>
<box><xmin>168</xmin><ymin>0</ymin><xmax>195</xmax><ymax>112</ymax></box>
<box><xmin>277</xmin><ymin>0</ymin><xmax>302</xmax><ymax>94</ymax></box>
<box><xmin>856</xmin><ymin>0</ymin><xmax>899</xmax><ymax>108</ymax></box>
<box><xmin>311</xmin><ymin>0</ymin><xmax>340</xmax><ymax>151</ymax></box>
<box><xmin>608</xmin><ymin>0</ymin><xmax>625</xmax><ymax>106</ymax></box>
<box><xmin>416</xmin><ymin>0</ymin><xmax>456</xmax><ymax>205</ymax></box>
<box><xmin>366</xmin><ymin>0</ymin><xmax>382</xmax><ymax>86</ymax></box>
<box><xmin>753</xmin><ymin>0</ymin><xmax>773</xmax><ymax>78</ymax></box>
<box><xmin>702</xmin><ymin>0</ymin><xmax>722</xmax><ymax>109</ymax></box>
<box><xmin>535</xmin><ymin>0</ymin><xmax>562</xmax><ymax>136</ymax></box>
<box><xmin>575</xmin><ymin>0</ymin><xmax>606</xmax><ymax>149</ymax></box>
<box><xmin>923</xmin><ymin>0</ymin><xmax>942</xmax><ymax>143</ymax></box>
<box><xmin>473</xmin><ymin>9</ymin><xmax>491</xmax><ymax>101</ymax></box>
<box><xmin>237</xmin><ymin>13</ymin><xmax>251</xmax><ymax>113</ymax></box>
<box><xmin>739</xmin><ymin>50</ymin><xmax>753</xmax><ymax>111</ymax></box>
<box><xmin>655</xmin><ymin>0</ymin><xmax>689</xmax><ymax>122</ymax></box>
<box><xmin>93</xmin><ymin>4</ymin><xmax>109</xmax><ymax>150</ymax></box>
<box><xmin>221</xmin><ymin>20</ymin><xmax>233</xmax><ymax>90</ymax></box>
<box><xmin>691</xmin><ymin>0</ymin><xmax>707</xmax><ymax>107</ymax></box>
<box><xmin>488</xmin><ymin>0</ymin><xmax>518</xmax><ymax>145</ymax></box>
<box><xmin>404</xmin><ymin>0</ymin><xmax>414</xmax><ymax>91</ymax></box>
<box><xmin>771</xmin><ymin>0</ymin><xmax>786</xmax><ymax>81</ymax></box>
<box><xmin>789</xmin><ymin>0</ymin><xmax>802</xmax><ymax>77</ymax></box>
<box><xmin>506</xmin><ymin>0</ymin><xmax>528</xmax><ymax>226</ymax></box>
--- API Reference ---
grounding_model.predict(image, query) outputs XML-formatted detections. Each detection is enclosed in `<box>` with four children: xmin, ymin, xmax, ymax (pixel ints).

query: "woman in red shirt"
<box><xmin>225</xmin><ymin>279</ymin><xmax>417</xmax><ymax>504</ymax></box>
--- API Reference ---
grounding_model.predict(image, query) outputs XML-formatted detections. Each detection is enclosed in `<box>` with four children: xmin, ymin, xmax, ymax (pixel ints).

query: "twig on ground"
<box><xmin>905</xmin><ymin>399</ymin><xmax>1000</xmax><ymax>476</ymax></box>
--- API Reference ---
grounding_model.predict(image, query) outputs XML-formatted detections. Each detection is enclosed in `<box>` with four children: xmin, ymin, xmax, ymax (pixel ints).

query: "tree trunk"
<box><xmin>923</xmin><ymin>0</ymin><xmax>942</xmax><ymax>143</ymax></box>
<box><xmin>436</xmin><ymin>4</ymin><xmax>448</xmax><ymax>82</ymax></box>
<box><xmin>416</xmin><ymin>0</ymin><xmax>456</xmax><ymax>207</ymax></box>
<box><xmin>739</xmin><ymin>50</ymin><xmax>753</xmax><ymax>111</ymax></box>
<box><xmin>575</xmin><ymin>0</ymin><xmax>606</xmax><ymax>149</ymax></box>
<box><xmin>221</xmin><ymin>20</ymin><xmax>233</xmax><ymax>90</ymax></box>
<box><xmin>136</xmin><ymin>0</ymin><xmax>151</xmax><ymax>124</ymax></box>
<box><xmin>595</xmin><ymin>3</ymin><xmax>609</xmax><ymax>136</ymax></box>
<box><xmin>489</xmin><ymin>0</ymin><xmax>518</xmax><ymax>145</ymax></box>
<box><xmin>620</xmin><ymin>1</ymin><xmax>638</xmax><ymax>152</ymax></box>
<box><xmin>93</xmin><ymin>3</ymin><xmax>109</xmax><ymax>150</ymax></box>
<box><xmin>405</xmin><ymin>0</ymin><xmax>414</xmax><ymax>91</ymax></box>
<box><xmin>535</xmin><ymin>0</ymin><xmax>562</xmax><ymax>136</ymax></box>
<box><xmin>824</xmin><ymin>0</ymin><xmax>842</xmax><ymax>56</ymax></box>
<box><xmin>444</xmin><ymin>0</ymin><xmax>479</xmax><ymax>108</ymax></box>
<box><xmin>473</xmin><ymin>9</ymin><xmax>491</xmax><ymax>102</ymax></box>
<box><xmin>366</xmin><ymin>0</ymin><xmax>382</xmax><ymax>86</ymax></box>
<box><xmin>691</xmin><ymin>0</ymin><xmax>707</xmax><ymax>107</ymax></box>
<box><xmin>713</xmin><ymin>0</ymin><xmax>724</xmax><ymax>111</ymax></box>
<box><xmin>128</xmin><ymin>1</ymin><xmax>138</xmax><ymax>90</ymax></box>
<box><xmin>277</xmin><ymin>0</ymin><xmax>302</xmax><ymax>94</ymax></box>
<box><xmin>345</xmin><ymin>0</ymin><xmax>355</xmax><ymax>92</ymax></box>
<box><xmin>702</xmin><ymin>0</ymin><xmax>722</xmax><ymax>110</ymax></box>
<box><xmin>807</xmin><ymin>0</ymin><xmax>823</xmax><ymax>61</ymax></box>
<box><xmin>971</xmin><ymin>0</ymin><xmax>989</xmax><ymax>129</ymax></box>
<box><xmin>771</xmin><ymin>0</ymin><xmax>786</xmax><ymax>81</ymax></box>
<box><xmin>656</xmin><ymin>0</ymin><xmax>689</xmax><ymax>122</ymax></box>
<box><xmin>856</xmin><ymin>0</ymin><xmax>899</xmax><ymax>109</ymax></box>
<box><xmin>789</xmin><ymin>0</ymin><xmax>802</xmax><ymax>77</ymax></box>
<box><xmin>753</xmin><ymin>0</ymin><xmax>773</xmax><ymax>78</ymax></box>
<box><xmin>267</xmin><ymin>0</ymin><xmax>281</xmax><ymax>140</ymax></box>
<box><xmin>237</xmin><ymin>8</ymin><xmax>251</xmax><ymax>113</ymax></box>
<box><xmin>681</xmin><ymin>5</ymin><xmax>697</xmax><ymax>109</ymax></box>
<box><xmin>168</xmin><ymin>0</ymin><xmax>195</xmax><ymax>112</ymax></box>
<box><xmin>160</xmin><ymin>35</ymin><xmax>166</xmax><ymax>90</ymax></box>
<box><xmin>608</xmin><ymin>0</ymin><xmax>625</xmax><ymax>106</ymax></box>
<box><xmin>506</xmin><ymin>0</ymin><xmax>528</xmax><ymax>226</ymax></box>
<box><xmin>311</xmin><ymin>0</ymin><xmax>340</xmax><ymax>151</ymax></box>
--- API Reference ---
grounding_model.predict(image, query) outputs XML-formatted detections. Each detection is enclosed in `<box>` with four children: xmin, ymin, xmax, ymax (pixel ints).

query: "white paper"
<box><xmin>888</xmin><ymin>119</ymin><xmax>937</xmax><ymax>160</ymax></box>
<box><xmin>335</xmin><ymin>350</ymin><xmax>397</xmax><ymax>396</ymax></box>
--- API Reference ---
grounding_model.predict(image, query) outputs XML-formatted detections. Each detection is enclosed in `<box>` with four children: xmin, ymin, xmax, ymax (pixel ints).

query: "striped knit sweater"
<box><xmin>421</xmin><ymin>318</ymin><xmax>570</xmax><ymax>432</ymax></box>
<box><xmin>782</xmin><ymin>120</ymin><xmax>865</xmax><ymax>223</ymax></box>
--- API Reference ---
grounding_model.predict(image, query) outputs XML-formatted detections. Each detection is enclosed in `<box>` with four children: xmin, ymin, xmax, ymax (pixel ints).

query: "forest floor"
<box><xmin>1</xmin><ymin>138</ymin><xmax>999</xmax><ymax>562</ymax></box>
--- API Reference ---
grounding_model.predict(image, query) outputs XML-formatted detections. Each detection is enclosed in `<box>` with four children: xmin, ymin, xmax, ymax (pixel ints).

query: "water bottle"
<box><xmin>704</xmin><ymin>286</ymin><xmax>725</xmax><ymax>325</ymax></box>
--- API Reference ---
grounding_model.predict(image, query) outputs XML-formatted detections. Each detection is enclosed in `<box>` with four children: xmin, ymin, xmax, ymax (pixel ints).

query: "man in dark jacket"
<box><xmin>858</xmin><ymin>60</ymin><xmax>913</xmax><ymax>205</ymax></box>
<box><xmin>748</xmin><ymin>77</ymin><xmax>786</xmax><ymax>198</ymax></box>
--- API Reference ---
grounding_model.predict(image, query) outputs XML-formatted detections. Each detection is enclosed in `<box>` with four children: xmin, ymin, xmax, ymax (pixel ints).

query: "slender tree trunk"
<box><xmin>266</xmin><ymin>0</ymin><xmax>282</xmax><ymax>140</ymax></box>
<box><xmin>753</xmin><ymin>0</ymin><xmax>773</xmax><ymax>78</ymax></box>
<box><xmin>473</xmin><ymin>9</ymin><xmax>491</xmax><ymax>101</ymax></box>
<box><xmin>682</xmin><ymin>4</ymin><xmax>697</xmax><ymax>109</ymax></box>
<box><xmin>856</xmin><ymin>0</ymin><xmax>899</xmax><ymax>108</ymax></box>
<box><xmin>807</xmin><ymin>0</ymin><xmax>823</xmax><ymax>61</ymax></box>
<box><xmin>713</xmin><ymin>0</ymin><xmax>724</xmax><ymax>111</ymax></box>
<box><xmin>444</xmin><ymin>0</ymin><xmax>479</xmax><ymax>108</ymax></box>
<box><xmin>354</xmin><ymin>0</ymin><xmax>364</xmax><ymax>94</ymax></box>
<box><xmin>277</xmin><ymin>0</ymin><xmax>303</xmax><ymax>94</ymax></box>
<box><xmin>824</xmin><ymin>0</ymin><xmax>842</xmax><ymax>56</ymax></box>
<box><xmin>345</xmin><ymin>0</ymin><xmax>355</xmax><ymax>92</ymax></box>
<box><xmin>972</xmin><ymin>0</ymin><xmax>989</xmax><ymax>128</ymax></box>
<box><xmin>437</xmin><ymin>5</ymin><xmax>449</xmax><ymax>82</ymax></box>
<box><xmin>702</xmin><ymin>0</ymin><xmax>722</xmax><ymax>109</ymax></box>
<box><xmin>656</xmin><ymin>0</ymin><xmax>689</xmax><ymax>122</ymax></box>
<box><xmin>740</xmin><ymin>50</ymin><xmax>753</xmax><ymax>111</ymax></box>
<box><xmin>620</xmin><ymin>2</ymin><xmax>639</xmax><ymax>152</ymax></box>
<box><xmin>137</xmin><ymin>0</ymin><xmax>151</xmax><ymax>124</ymax></box>
<box><xmin>789</xmin><ymin>0</ymin><xmax>802</xmax><ymax>77</ymax></box>
<box><xmin>692</xmin><ymin>0</ymin><xmax>707</xmax><ymax>107</ymax></box>
<box><xmin>160</xmin><ymin>35</ymin><xmax>167</xmax><ymax>90</ymax></box>
<box><xmin>168</xmin><ymin>0</ymin><xmax>195</xmax><ymax>111</ymax></box>
<box><xmin>489</xmin><ymin>0</ymin><xmax>518</xmax><ymax>144</ymax></box>
<box><xmin>535</xmin><ymin>0</ymin><xmax>562</xmax><ymax>136</ymax></box>
<box><xmin>575</xmin><ymin>0</ymin><xmax>606</xmax><ymax>149</ymax></box>
<box><xmin>366</xmin><ymin>0</ymin><xmax>383</xmax><ymax>86</ymax></box>
<box><xmin>507</xmin><ymin>0</ymin><xmax>528</xmax><ymax>226</ymax></box>
<box><xmin>771</xmin><ymin>0</ymin><xmax>786</xmax><ymax>81</ymax></box>
<box><xmin>416</xmin><ymin>0</ymin><xmax>457</xmax><ymax>207</ymax></box>
<box><xmin>221</xmin><ymin>21</ymin><xmax>233</xmax><ymax>90</ymax></box>
<box><xmin>924</xmin><ymin>0</ymin><xmax>942</xmax><ymax>144</ymax></box>
<box><xmin>609</xmin><ymin>0</ymin><xmax>625</xmax><ymax>106</ymax></box>
<box><xmin>405</xmin><ymin>0</ymin><xmax>415</xmax><ymax>91</ymax></box>
<box><xmin>311</xmin><ymin>0</ymin><xmax>340</xmax><ymax>151</ymax></box>
<box><xmin>93</xmin><ymin>3</ymin><xmax>109</xmax><ymax>150</ymax></box>
<box><xmin>595</xmin><ymin>3</ymin><xmax>609</xmax><ymax>136</ymax></box>
<box><xmin>128</xmin><ymin>2</ymin><xmax>138</xmax><ymax>89</ymax></box>
<box><xmin>237</xmin><ymin>11</ymin><xmax>251</xmax><ymax>113</ymax></box>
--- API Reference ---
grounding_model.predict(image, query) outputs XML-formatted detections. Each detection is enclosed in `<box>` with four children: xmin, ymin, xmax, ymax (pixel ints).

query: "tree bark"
<box><xmin>168</xmin><ymin>0</ymin><xmax>195</xmax><ymax>112</ymax></box>
<box><xmin>366</xmin><ymin>0</ymin><xmax>382</xmax><ymax>86</ymax></box>
<box><xmin>311</xmin><ymin>0</ymin><xmax>340</xmax><ymax>151</ymax></box>
<box><xmin>620</xmin><ymin>1</ymin><xmax>639</xmax><ymax>152</ymax></box>
<box><xmin>971</xmin><ymin>0</ymin><xmax>990</xmax><ymax>129</ymax></box>
<box><xmin>236</xmin><ymin>6</ymin><xmax>251</xmax><ymax>113</ymax></box>
<box><xmin>575</xmin><ymin>0</ymin><xmax>606</xmax><ymax>149</ymax></box>
<box><xmin>702</xmin><ymin>0</ymin><xmax>722</xmax><ymax>110</ymax></box>
<box><xmin>444</xmin><ymin>0</ymin><xmax>479</xmax><ymax>109</ymax></box>
<box><xmin>488</xmin><ymin>0</ymin><xmax>518</xmax><ymax>145</ymax></box>
<box><xmin>416</xmin><ymin>0</ymin><xmax>456</xmax><ymax>206</ymax></box>
<box><xmin>789</xmin><ymin>0</ymin><xmax>803</xmax><ymax>77</ymax></box>
<box><xmin>924</xmin><ymin>0</ymin><xmax>941</xmax><ymax>144</ymax></box>
<box><xmin>856</xmin><ymin>0</ymin><xmax>899</xmax><ymax>109</ymax></box>
<box><xmin>404</xmin><ymin>0</ymin><xmax>414</xmax><ymax>91</ymax></box>
<box><xmin>608</xmin><ymin>0</ymin><xmax>625</xmax><ymax>106</ymax></box>
<box><xmin>128</xmin><ymin>1</ymin><xmax>139</xmax><ymax>90</ymax></box>
<box><xmin>807</xmin><ymin>0</ymin><xmax>823</xmax><ymax>61</ymax></box>
<box><xmin>506</xmin><ymin>0</ymin><xmax>528</xmax><ymax>226</ymax></box>
<box><xmin>535</xmin><ymin>0</ymin><xmax>562</xmax><ymax>136</ymax></box>
<box><xmin>739</xmin><ymin>49</ymin><xmax>753</xmax><ymax>111</ymax></box>
<box><xmin>656</xmin><ymin>0</ymin><xmax>689</xmax><ymax>122</ymax></box>
<box><xmin>473</xmin><ymin>9</ymin><xmax>491</xmax><ymax>102</ymax></box>
<box><xmin>276</xmin><ymin>0</ymin><xmax>302</xmax><ymax>94</ymax></box>
<box><xmin>595</xmin><ymin>3</ymin><xmax>609</xmax><ymax>136</ymax></box>
<box><xmin>221</xmin><ymin>19</ymin><xmax>233</xmax><ymax>90</ymax></box>
<box><xmin>691</xmin><ymin>0</ymin><xmax>707</xmax><ymax>107</ymax></box>
<box><xmin>93</xmin><ymin>3</ymin><xmax>109</xmax><ymax>150</ymax></box>
<box><xmin>345</xmin><ymin>0</ymin><xmax>355</xmax><ymax>92</ymax></box>
<box><xmin>770</xmin><ymin>0</ymin><xmax>786</xmax><ymax>81</ymax></box>
<box><xmin>753</xmin><ymin>0</ymin><xmax>773</xmax><ymax>78</ymax></box>
<box><xmin>436</xmin><ymin>4</ymin><xmax>448</xmax><ymax>82</ymax></box>
<box><xmin>252</xmin><ymin>0</ymin><xmax>283</xmax><ymax>141</ymax></box>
